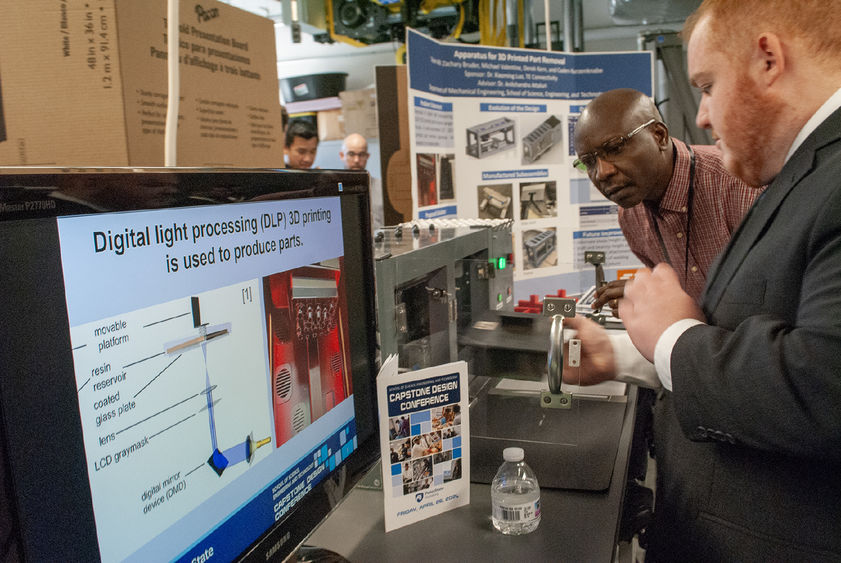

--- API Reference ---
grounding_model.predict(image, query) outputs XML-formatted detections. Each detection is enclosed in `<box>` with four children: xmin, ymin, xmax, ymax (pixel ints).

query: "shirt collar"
<box><xmin>657</xmin><ymin>138</ymin><xmax>691</xmax><ymax>213</ymax></box>
<box><xmin>784</xmin><ymin>86</ymin><xmax>841</xmax><ymax>163</ymax></box>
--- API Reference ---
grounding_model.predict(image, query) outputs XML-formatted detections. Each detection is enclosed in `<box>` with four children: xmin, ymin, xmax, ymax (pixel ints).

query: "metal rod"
<box><xmin>544</xmin><ymin>0</ymin><xmax>551</xmax><ymax>50</ymax></box>
<box><xmin>563</xmin><ymin>0</ymin><xmax>573</xmax><ymax>52</ymax></box>
<box><xmin>573</xmin><ymin>0</ymin><xmax>583</xmax><ymax>51</ymax></box>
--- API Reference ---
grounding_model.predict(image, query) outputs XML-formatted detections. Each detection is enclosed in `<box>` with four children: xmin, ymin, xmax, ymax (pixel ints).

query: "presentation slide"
<box><xmin>56</xmin><ymin>197</ymin><xmax>358</xmax><ymax>561</ymax></box>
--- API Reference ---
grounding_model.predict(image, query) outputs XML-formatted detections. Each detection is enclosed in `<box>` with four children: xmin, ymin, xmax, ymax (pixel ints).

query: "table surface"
<box><xmin>304</xmin><ymin>385</ymin><xmax>638</xmax><ymax>563</ymax></box>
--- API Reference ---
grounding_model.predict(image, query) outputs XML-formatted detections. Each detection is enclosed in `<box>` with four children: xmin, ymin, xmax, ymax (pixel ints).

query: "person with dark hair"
<box><xmin>284</xmin><ymin>119</ymin><xmax>319</xmax><ymax>169</ymax></box>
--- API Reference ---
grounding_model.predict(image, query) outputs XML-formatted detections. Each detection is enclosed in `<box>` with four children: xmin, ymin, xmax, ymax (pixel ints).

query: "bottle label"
<box><xmin>492</xmin><ymin>499</ymin><xmax>540</xmax><ymax>522</ymax></box>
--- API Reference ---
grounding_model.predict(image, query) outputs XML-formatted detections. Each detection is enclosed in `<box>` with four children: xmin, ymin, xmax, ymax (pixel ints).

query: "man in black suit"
<box><xmin>569</xmin><ymin>1</ymin><xmax>841</xmax><ymax>560</ymax></box>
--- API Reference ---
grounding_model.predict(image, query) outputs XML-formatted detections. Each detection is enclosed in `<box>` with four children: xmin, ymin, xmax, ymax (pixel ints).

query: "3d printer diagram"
<box><xmin>164</xmin><ymin>296</ymin><xmax>271</xmax><ymax>477</ymax></box>
<box><xmin>69</xmin><ymin>281</ymin><xmax>273</xmax><ymax>561</ymax></box>
<box><xmin>465</xmin><ymin>117</ymin><xmax>516</xmax><ymax>159</ymax></box>
<box><xmin>263</xmin><ymin>262</ymin><xmax>352</xmax><ymax>448</ymax></box>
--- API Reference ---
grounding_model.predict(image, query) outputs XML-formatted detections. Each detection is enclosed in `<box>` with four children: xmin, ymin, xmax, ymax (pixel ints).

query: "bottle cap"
<box><xmin>502</xmin><ymin>447</ymin><xmax>524</xmax><ymax>462</ymax></box>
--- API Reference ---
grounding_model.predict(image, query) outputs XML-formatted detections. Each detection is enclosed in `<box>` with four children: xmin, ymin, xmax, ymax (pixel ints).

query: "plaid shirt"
<box><xmin>619</xmin><ymin>139</ymin><xmax>765</xmax><ymax>302</ymax></box>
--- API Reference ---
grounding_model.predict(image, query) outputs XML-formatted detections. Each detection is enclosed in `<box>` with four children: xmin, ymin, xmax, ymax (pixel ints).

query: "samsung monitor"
<box><xmin>0</xmin><ymin>168</ymin><xmax>379</xmax><ymax>562</ymax></box>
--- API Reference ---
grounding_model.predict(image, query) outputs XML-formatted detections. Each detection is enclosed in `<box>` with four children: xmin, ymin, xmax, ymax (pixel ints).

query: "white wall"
<box><xmin>273</xmin><ymin>25</ymin><xmax>402</xmax><ymax>92</ymax></box>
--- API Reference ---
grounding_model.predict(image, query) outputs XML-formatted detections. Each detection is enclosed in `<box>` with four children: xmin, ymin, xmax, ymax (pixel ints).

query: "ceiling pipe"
<box><xmin>562</xmin><ymin>0</ymin><xmax>573</xmax><ymax>51</ymax></box>
<box><xmin>572</xmin><ymin>0</ymin><xmax>584</xmax><ymax>51</ymax></box>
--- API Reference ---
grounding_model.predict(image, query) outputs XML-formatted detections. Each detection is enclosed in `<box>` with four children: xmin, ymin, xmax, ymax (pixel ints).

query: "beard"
<box><xmin>720</xmin><ymin>74</ymin><xmax>787</xmax><ymax>187</ymax></box>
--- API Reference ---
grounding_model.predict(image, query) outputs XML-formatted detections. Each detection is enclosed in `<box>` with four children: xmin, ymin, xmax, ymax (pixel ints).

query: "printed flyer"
<box><xmin>406</xmin><ymin>29</ymin><xmax>654</xmax><ymax>295</ymax></box>
<box><xmin>377</xmin><ymin>356</ymin><xmax>469</xmax><ymax>532</ymax></box>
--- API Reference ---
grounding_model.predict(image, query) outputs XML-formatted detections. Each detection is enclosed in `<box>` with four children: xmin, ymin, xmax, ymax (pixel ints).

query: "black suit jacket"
<box><xmin>648</xmin><ymin>107</ymin><xmax>841</xmax><ymax>562</ymax></box>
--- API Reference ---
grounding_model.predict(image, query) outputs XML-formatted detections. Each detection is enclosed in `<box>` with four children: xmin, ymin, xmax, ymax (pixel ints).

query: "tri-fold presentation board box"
<box><xmin>0</xmin><ymin>0</ymin><xmax>284</xmax><ymax>167</ymax></box>
<box><xmin>340</xmin><ymin>87</ymin><xmax>378</xmax><ymax>140</ymax></box>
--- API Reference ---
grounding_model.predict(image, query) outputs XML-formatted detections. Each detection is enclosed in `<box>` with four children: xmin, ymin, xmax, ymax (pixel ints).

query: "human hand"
<box><xmin>562</xmin><ymin>315</ymin><xmax>617</xmax><ymax>385</ymax></box>
<box><xmin>592</xmin><ymin>279</ymin><xmax>627</xmax><ymax>316</ymax></box>
<box><xmin>619</xmin><ymin>263</ymin><xmax>704</xmax><ymax>362</ymax></box>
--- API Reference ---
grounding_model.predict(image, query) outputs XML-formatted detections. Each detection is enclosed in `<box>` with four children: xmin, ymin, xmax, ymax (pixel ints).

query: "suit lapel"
<box><xmin>702</xmin><ymin>107</ymin><xmax>841</xmax><ymax>313</ymax></box>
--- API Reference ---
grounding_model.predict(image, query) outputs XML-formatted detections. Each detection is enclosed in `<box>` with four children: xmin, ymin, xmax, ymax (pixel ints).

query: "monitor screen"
<box><xmin>0</xmin><ymin>168</ymin><xmax>379</xmax><ymax>562</ymax></box>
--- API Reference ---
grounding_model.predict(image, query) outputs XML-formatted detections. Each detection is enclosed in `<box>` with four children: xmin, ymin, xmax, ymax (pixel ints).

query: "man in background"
<box><xmin>284</xmin><ymin>120</ymin><xmax>319</xmax><ymax>170</ymax></box>
<box><xmin>339</xmin><ymin>133</ymin><xmax>370</xmax><ymax>171</ymax></box>
<box><xmin>340</xmin><ymin>132</ymin><xmax>384</xmax><ymax>231</ymax></box>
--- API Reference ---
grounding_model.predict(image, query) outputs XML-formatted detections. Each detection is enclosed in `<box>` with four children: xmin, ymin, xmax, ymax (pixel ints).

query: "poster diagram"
<box><xmin>71</xmin><ymin>280</ymin><xmax>273</xmax><ymax>562</ymax></box>
<box><xmin>406</xmin><ymin>29</ymin><xmax>654</xmax><ymax>294</ymax></box>
<box><xmin>477</xmin><ymin>183</ymin><xmax>513</xmax><ymax>219</ymax></box>
<box><xmin>465</xmin><ymin>117</ymin><xmax>516</xmax><ymax>159</ymax></box>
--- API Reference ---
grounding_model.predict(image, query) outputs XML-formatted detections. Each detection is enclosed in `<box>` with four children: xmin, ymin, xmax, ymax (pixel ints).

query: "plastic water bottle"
<box><xmin>491</xmin><ymin>447</ymin><xmax>541</xmax><ymax>535</ymax></box>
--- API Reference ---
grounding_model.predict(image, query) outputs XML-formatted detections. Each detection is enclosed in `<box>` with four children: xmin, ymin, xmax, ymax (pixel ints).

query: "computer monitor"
<box><xmin>0</xmin><ymin>168</ymin><xmax>380</xmax><ymax>562</ymax></box>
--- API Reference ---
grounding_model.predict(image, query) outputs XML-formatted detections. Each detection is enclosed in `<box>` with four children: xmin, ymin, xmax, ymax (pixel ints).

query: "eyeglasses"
<box><xmin>573</xmin><ymin>118</ymin><xmax>657</xmax><ymax>172</ymax></box>
<box><xmin>346</xmin><ymin>151</ymin><xmax>369</xmax><ymax>158</ymax></box>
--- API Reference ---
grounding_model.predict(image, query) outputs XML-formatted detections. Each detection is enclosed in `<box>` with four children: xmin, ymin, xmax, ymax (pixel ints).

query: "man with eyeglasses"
<box><xmin>567</xmin><ymin>0</ymin><xmax>841</xmax><ymax>558</ymax></box>
<box><xmin>570</xmin><ymin>89</ymin><xmax>764</xmax><ymax>547</ymax></box>
<box><xmin>339</xmin><ymin>133</ymin><xmax>370</xmax><ymax>171</ymax></box>
<box><xmin>340</xmin><ymin>133</ymin><xmax>383</xmax><ymax>230</ymax></box>
<box><xmin>573</xmin><ymin>88</ymin><xmax>762</xmax><ymax>310</ymax></box>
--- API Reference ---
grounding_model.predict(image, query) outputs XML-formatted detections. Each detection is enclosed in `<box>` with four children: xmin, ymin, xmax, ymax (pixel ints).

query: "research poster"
<box><xmin>406</xmin><ymin>30</ymin><xmax>654</xmax><ymax>292</ymax></box>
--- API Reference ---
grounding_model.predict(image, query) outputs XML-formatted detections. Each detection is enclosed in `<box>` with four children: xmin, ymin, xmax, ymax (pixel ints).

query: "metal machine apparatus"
<box><xmin>464</xmin><ymin>301</ymin><xmax>629</xmax><ymax>490</ymax></box>
<box><xmin>323</xmin><ymin>0</ymin><xmax>480</xmax><ymax>46</ymax></box>
<box><xmin>375</xmin><ymin>219</ymin><xmax>514</xmax><ymax>371</ymax></box>
<box><xmin>376</xmin><ymin>225</ymin><xmax>629</xmax><ymax>491</ymax></box>
<box><xmin>460</xmin><ymin>251</ymin><xmax>628</xmax><ymax>490</ymax></box>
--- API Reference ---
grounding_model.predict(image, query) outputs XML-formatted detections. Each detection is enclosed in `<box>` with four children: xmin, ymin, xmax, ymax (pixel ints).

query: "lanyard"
<box><xmin>647</xmin><ymin>146</ymin><xmax>696</xmax><ymax>282</ymax></box>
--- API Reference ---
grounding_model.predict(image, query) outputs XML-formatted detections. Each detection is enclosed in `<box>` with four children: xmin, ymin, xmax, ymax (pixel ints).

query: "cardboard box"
<box><xmin>375</xmin><ymin>65</ymin><xmax>410</xmax><ymax>224</ymax></box>
<box><xmin>340</xmin><ymin>87</ymin><xmax>378</xmax><ymax>140</ymax></box>
<box><xmin>0</xmin><ymin>0</ymin><xmax>284</xmax><ymax>167</ymax></box>
<box><xmin>317</xmin><ymin>108</ymin><xmax>345</xmax><ymax>141</ymax></box>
